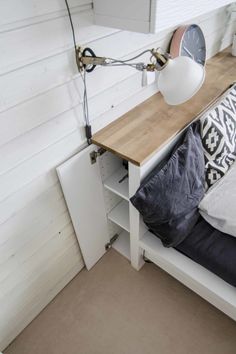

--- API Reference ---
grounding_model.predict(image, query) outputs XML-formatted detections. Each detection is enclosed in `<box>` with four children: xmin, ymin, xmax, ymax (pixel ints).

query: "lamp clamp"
<box><xmin>76</xmin><ymin>46</ymin><xmax>107</xmax><ymax>73</ymax></box>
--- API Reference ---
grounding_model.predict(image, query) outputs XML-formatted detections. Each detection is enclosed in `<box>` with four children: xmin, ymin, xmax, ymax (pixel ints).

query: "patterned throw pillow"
<box><xmin>200</xmin><ymin>84</ymin><xmax>236</xmax><ymax>189</ymax></box>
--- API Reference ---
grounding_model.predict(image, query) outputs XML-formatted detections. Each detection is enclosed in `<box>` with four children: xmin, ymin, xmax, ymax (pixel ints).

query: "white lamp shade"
<box><xmin>158</xmin><ymin>56</ymin><xmax>205</xmax><ymax>105</ymax></box>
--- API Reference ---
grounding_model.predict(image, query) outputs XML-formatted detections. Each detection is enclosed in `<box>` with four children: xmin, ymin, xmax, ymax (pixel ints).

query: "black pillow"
<box><xmin>130</xmin><ymin>121</ymin><xmax>205</xmax><ymax>247</ymax></box>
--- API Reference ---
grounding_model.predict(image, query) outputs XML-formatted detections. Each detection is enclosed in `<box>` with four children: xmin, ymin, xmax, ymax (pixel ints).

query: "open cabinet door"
<box><xmin>57</xmin><ymin>145</ymin><xmax>109</xmax><ymax>270</ymax></box>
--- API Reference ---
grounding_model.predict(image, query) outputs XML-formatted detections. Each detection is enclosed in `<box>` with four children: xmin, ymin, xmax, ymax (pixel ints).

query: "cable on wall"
<box><xmin>64</xmin><ymin>0</ymin><xmax>92</xmax><ymax>144</ymax></box>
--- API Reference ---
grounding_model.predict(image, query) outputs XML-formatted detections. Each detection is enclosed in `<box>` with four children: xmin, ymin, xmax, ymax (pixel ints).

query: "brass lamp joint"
<box><xmin>146</xmin><ymin>64</ymin><xmax>156</xmax><ymax>72</ymax></box>
<box><xmin>150</xmin><ymin>49</ymin><xmax>170</xmax><ymax>71</ymax></box>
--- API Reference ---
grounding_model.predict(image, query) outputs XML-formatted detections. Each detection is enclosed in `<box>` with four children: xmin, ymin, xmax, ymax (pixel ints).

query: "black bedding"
<box><xmin>176</xmin><ymin>217</ymin><xmax>236</xmax><ymax>287</ymax></box>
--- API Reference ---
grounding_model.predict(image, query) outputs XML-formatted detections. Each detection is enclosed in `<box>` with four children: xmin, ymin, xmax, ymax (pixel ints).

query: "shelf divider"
<box><xmin>108</xmin><ymin>200</ymin><xmax>130</xmax><ymax>232</ymax></box>
<box><xmin>104</xmin><ymin>167</ymin><xmax>129</xmax><ymax>201</ymax></box>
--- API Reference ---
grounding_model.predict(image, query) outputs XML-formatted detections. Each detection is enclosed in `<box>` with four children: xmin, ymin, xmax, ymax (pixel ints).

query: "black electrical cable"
<box><xmin>64</xmin><ymin>0</ymin><xmax>92</xmax><ymax>144</ymax></box>
<box><xmin>64</xmin><ymin>0</ymin><xmax>77</xmax><ymax>54</ymax></box>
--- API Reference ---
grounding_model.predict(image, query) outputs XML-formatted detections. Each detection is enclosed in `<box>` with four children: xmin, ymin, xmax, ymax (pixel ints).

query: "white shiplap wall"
<box><xmin>0</xmin><ymin>1</ymin><xmax>235</xmax><ymax>350</ymax></box>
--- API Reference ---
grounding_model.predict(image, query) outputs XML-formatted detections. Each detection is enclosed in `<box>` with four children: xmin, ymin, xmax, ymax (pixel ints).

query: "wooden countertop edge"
<box><xmin>92</xmin><ymin>82</ymin><xmax>233</xmax><ymax>165</ymax></box>
<box><xmin>91</xmin><ymin>139</ymin><xmax>140</xmax><ymax>166</ymax></box>
<box><xmin>91</xmin><ymin>118</ymin><xmax>194</xmax><ymax>166</ymax></box>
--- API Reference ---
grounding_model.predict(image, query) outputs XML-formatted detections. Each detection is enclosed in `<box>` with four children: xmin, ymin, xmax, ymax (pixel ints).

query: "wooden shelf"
<box><xmin>108</xmin><ymin>200</ymin><xmax>130</xmax><ymax>232</ymax></box>
<box><xmin>104</xmin><ymin>167</ymin><xmax>129</xmax><ymax>201</ymax></box>
<box><xmin>112</xmin><ymin>230</ymin><xmax>130</xmax><ymax>260</ymax></box>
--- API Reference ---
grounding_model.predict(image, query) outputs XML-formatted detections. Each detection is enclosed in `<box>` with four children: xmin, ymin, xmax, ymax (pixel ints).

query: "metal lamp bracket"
<box><xmin>76</xmin><ymin>46</ymin><xmax>106</xmax><ymax>73</ymax></box>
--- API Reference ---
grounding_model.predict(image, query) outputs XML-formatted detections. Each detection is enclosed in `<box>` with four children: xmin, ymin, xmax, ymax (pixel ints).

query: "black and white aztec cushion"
<box><xmin>200</xmin><ymin>83</ymin><xmax>236</xmax><ymax>189</ymax></box>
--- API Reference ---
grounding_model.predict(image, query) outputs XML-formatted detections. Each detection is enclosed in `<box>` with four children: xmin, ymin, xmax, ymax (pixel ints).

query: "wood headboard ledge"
<box><xmin>92</xmin><ymin>48</ymin><xmax>236</xmax><ymax>166</ymax></box>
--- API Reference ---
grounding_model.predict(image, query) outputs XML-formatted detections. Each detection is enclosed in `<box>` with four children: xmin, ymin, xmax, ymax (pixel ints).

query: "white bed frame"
<box><xmin>128</xmin><ymin>131</ymin><xmax>236</xmax><ymax>321</ymax></box>
<box><xmin>57</xmin><ymin>84</ymin><xmax>236</xmax><ymax>321</ymax></box>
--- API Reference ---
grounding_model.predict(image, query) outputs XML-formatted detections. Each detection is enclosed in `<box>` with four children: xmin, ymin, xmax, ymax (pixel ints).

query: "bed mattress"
<box><xmin>175</xmin><ymin>217</ymin><xmax>236</xmax><ymax>287</ymax></box>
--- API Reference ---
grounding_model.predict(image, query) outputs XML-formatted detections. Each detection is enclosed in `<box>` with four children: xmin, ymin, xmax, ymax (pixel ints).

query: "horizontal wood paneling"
<box><xmin>0</xmin><ymin>1</ymin><xmax>235</xmax><ymax>351</ymax></box>
<box><xmin>0</xmin><ymin>131</ymin><xmax>84</xmax><ymax>202</ymax></box>
<box><xmin>0</xmin><ymin>82</ymin><xmax>79</xmax><ymax>146</ymax></box>
<box><xmin>0</xmin><ymin>222</ymin><xmax>75</xmax><ymax>298</ymax></box>
<box><xmin>0</xmin><ymin>110</ymin><xmax>79</xmax><ymax>175</ymax></box>
<box><xmin>0</xmin><ymin>171</ymin><xmax>58</xmax><ymax>225</ymax></box>
<box><xmin>0</xmin><ymin>184</ymin><xmax>64</xmax><ymax>247</ymax></box>
<box><xmin>0</xmin><ymin>0</ymin><xmax>91</xmax><ymax>30</ymax></box>
<box><xmin>0</xmin><ymin>14</ymin><xmax>121</xmax><ymax>75</ymax></box>
<box><xmin>0</xmin><ymin>209</ymin><xmax>70</xmax><ymax>282</ymax></box>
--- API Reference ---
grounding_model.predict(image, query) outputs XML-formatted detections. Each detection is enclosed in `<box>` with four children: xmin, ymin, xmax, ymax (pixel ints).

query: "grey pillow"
<box><xmin>130</xmin><ymin>121</ymin><xmax>205</xmax><ymax>247</ymax></box>
<box><xmin>199</xmin><ymin>161</ymin><xmax>236</xmax><ymax>237</ymax></box>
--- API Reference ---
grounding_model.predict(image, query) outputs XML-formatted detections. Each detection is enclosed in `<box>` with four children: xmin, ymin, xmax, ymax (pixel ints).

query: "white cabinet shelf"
<box><xmin>94</xmin><ymin>0</ymin><xmax>234</xmax><ymax>33</ymax></box>
<box><xmin>112</xmin><ymin>230</ymin><xmax>130</xmax><ymax>260</ymax></box>
<box><xmin>104</xmin><ymin>167</ymin><xmax>129</xmax><ymax>201</ymax></box>
<box><xmin>108</xmin><ymin>200</ymin><xmax>130</xmax><ymax>232</ymax></box>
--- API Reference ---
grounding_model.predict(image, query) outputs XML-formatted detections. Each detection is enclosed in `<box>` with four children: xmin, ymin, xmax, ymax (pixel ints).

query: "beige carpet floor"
<box><xmin>5</xmin><ymin>250</ymin><xmax>236</xmax><ymax>354</ymax></box>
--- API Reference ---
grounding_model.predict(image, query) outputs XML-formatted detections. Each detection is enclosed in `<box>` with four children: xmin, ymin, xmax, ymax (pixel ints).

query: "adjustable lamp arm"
<box><xmin>76</xmin><ymin>47</ymin><xmax>170</xmax><ymax>73</ymax></box>
<box><xmin>76</xmin><ymin>45</ymin><xmax>205</xmax><ymax>106</ymax></box>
